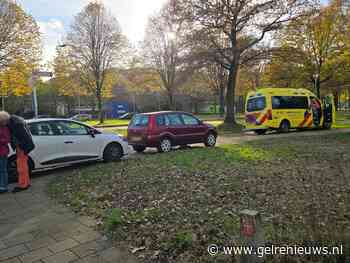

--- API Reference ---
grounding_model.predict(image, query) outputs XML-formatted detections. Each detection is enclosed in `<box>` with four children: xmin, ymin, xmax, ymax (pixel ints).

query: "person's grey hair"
<box><xmin>0</xmin><ymin>111</ymin><xmax>10</xmax><ymax>123</ymax></box>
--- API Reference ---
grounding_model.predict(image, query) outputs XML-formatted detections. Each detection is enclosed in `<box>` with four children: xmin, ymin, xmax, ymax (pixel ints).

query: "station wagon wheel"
<box><xmin>279</xmin><ymin>120</ymin><xmax>290</xmax><ymax>133</ymax></box>
<box><xmin>158</xmin><ymin>138</ymin><xmax>172</xmax><ymax>153</ymax></box>
<box><xmin>133</xmin><ymin>145</ymin><xmax>146</xmax><ymax>153</ymax></box>
<box><xmin>103</xmin><ymin>143</ymin><xmax>123</xmax><ymax>162</ymax></box>
<box><xmin>205</xmin><ymin>133</ymin><xmax>217</xmax><ymax>147</ymax></box>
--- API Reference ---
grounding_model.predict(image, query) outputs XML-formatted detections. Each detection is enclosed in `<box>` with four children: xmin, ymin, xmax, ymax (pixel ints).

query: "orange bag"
<box><xmin>16</xmin><ymin>147</ymin><xmax>30</xmax><ymax>188</ymax></box>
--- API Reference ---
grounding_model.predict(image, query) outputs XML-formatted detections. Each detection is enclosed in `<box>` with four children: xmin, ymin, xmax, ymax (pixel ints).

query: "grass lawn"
<box><xmin>103</xmin><ymin>127</ymin><xmax>128</xmax><ymax>137</ymax></box>
<box><xmin>49</xmin><ymin>133</ymin><xmax>350</xmax><ymax>263</ymax></box>
<box><xmin>86</xmin><ymin>119</ymin><xmax>130</xmax><ymax>127</ymax></box>
<box><xmin>334</xmin><ymin>111</ymin><xmax>350</xmax><ymax>129</ymax></box>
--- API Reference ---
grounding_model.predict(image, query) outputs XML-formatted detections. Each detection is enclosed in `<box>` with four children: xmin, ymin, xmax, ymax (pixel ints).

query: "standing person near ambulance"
<box><xmin>7</xmin><ymin>113</ymin><xmax>35</xmax><ymax>192</ymax></box>
<box><xmin>0</xmin><ymin>111</ymin><xmax>11</xmax><ymax>194</ymax></box>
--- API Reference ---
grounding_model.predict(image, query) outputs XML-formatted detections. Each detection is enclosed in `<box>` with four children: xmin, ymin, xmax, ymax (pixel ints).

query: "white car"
<box><xmin>70</xmin><ymin>114</ymin><xmax>93</xmax><ymax>121</ymax></box>
<box><xmin>8</xmin><ymin>119</ymin><xmax>129</xmax><ymax>181</ymax></box>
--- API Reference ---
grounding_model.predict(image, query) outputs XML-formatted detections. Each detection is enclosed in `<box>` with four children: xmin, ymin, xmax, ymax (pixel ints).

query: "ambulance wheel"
<box><xmin>323</xmin><ymin>122</ymin><xmax>332</xmax><ymax>130</ymax></box>
<box><xmin>279</xmin><ymin>120</ymin><xmax>290</xmax><ymax>133</ymax></box>
<box><xmin>255</xmin><ymin>130</ymin><xmax>267</xmax><ymax>135</ymax></box>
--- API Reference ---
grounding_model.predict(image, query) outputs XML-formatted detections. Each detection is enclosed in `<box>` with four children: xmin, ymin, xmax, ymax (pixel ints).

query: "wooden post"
<box><xmin>239</xmin><ymin>209</ymin><xmax>265</xmax><ymax>263</ymax></box>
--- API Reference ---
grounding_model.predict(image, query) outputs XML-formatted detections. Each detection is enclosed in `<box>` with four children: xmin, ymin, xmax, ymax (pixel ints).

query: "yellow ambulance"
<box><xmin>244</xmin><ymin>88</ymin><xmax>335</xmax><ymax>135</ymax></box>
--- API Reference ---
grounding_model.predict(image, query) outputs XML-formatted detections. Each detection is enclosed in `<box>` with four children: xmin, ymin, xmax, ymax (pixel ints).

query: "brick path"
<box><xmin>0</xmin><ymin>176</ymin><xmax>137</xmax><ymax>263</ymax></box>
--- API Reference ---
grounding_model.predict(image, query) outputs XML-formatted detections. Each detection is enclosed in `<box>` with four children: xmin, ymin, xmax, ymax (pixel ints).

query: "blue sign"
<box><xmin>104</xmin><ymin>101</ymin><xmax>130</xmax><ymax>118</ymax></box>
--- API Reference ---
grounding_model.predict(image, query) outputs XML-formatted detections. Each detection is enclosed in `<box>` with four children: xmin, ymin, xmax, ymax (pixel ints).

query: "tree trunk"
<box><xmin>316</xmin><ymin>77</ymin><xmax>321</xmax><ymax>98</ymax></box>
<box><xmin>194</xmin><ymin>100</ymin><xmax>199</xmax><ymax>114</ymax></box>
<box><xmin>348</xmin><ymin>87</ymin><xmax>350</xmax><ymax>109</ymax></box>
<box><xmin>213</xmin><ymin>98</ymin><xmax>217</xmax><ymax>114</ymax></box>
<box><xmin>224</xmin><ymin>64</ymin><xmax>239</xmax><ymax>125</ymax></box>
<box><xmin>333</xmin><ymin>90</ymin><xmax>339</xmax><ymax>111</ymax></box>
<box><xmin>97</xmin><ymin>85</ymin><xmax>104</xmax><ymax>124</ymax></box>
<box><xmin>168</xmin><ymin>90</ymin><xmax>175</xmax><ymax>110</ymax></box>
<box><xmin>219</xmin><ymin>81</ymin><xmax>225</xmax><ymax>117</ymax></box>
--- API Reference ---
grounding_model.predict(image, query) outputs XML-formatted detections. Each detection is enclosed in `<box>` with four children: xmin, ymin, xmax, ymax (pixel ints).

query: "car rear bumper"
<box><xmin>128</xmin><ymin>135</ymin><xmax>160</xmax><ymax>147</ymax></box>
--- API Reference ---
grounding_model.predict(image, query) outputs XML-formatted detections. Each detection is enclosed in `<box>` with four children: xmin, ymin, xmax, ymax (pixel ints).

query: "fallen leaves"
<box><xmin>48</xmin><ymin>133</ymin><xmax>350</xmax><ymax>263</ymax></box>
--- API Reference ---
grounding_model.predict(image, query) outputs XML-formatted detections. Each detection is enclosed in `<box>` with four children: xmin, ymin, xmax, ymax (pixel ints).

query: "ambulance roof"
<box><xmin>248</xmin><ymin>88</ymin><xmax>316</xmax><ymax>98</ymax></box>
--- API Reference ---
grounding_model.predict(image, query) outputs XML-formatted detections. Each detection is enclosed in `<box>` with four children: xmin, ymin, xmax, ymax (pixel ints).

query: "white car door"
<box><xmin>53</xmin><ymin>120</ymin><xmax>103</xmax><ymax>162</ymax></box>
<box><xmin>27</xmin><ymin>121</ymin><xmax>66</xmax><ymax>168</ymax></box>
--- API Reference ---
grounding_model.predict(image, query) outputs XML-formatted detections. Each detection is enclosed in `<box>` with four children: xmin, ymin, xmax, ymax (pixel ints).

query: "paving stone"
<box><xmin>100</xmin><ymin>247</ymin><xmax>138</xmax><ymax>263</ymax></box>
<box><xmin>2</xmin><ymin>233</ymin><xmax>35</xmax><ymax>247</ymax></box>
<box><xmin>2</xmin><ymin>177</ymin><xmax>137</xmax><ymax>263</ymax></box>
<box><xmin>2</xmin><ymin>206</ymin><xmax>29</xmax><ymax>217</ymax></box>
<box><xmin>0</xmin><ymin>240</ymin><xmax>6</xmax><ymax>249</ymax></box>
<box><xmin>77</xmin><ymin>216</ymin><xmax>96</xmax><ymax>228</ymax></box>
<box><xmin>48</xmin><ymin>238</ymin><xmax>79</xmax><ymax>253</ymax></box>
<box><xmin>71</xmin><ymin>240</ymin><xmax>109</xmax><ymax>258</ymax></box>
<box><xmin>42</xmin><ymin>250</ymin><xmax>78</xmax><ymax>263</ymax></box>
<box><xmin>0</xmin><ymin>244</ymin><xmax>29</xmax><ymax>261</ymax></box>
<box><xmin>72</xmin><ymin>231</ymin><xmax>102</xmax><ymax>244</ymax></box>
<box><xmin>25</xmin><ymin>235</ymin><xmax>57</xmax><ymax>250</ymax></box>
<box><xmin>65</xmin><ymin>223</ymin><xmax>91</xmax><ymax>236</ymax></box>
<box><xmin>0</xmin><ymin>199</ymin><xmax>19</xmax><ymax>208</ymax></box>
<box><xmin>0</xmin><ymin>257</ymin><xmax>22</xmax><ymax>263</ymax></box>
<box><xmin>50</xmin><ymin>232</ymin><xmax>74</xmax><ymax>242</ymax></box>
<box><xmin>73</xmin><ymin>254</ymin><xmax>108</xmax><ymax>263</ymax></box>
<box><xmin>0</xmin><ymin>223</ymin><xmax>18</xmax><ymax>238</ymax></box>
<box><xmin>19</xmin><ymin>247</ymin><xmax>53</xmax><ymax>263</ymax></box>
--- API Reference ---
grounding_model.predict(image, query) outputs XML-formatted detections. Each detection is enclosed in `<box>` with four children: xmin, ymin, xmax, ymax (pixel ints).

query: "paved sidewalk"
<box><xmin>0</xmin><ymin>176</ymin><xmax>137</xmax><ymax>263</ymax></box>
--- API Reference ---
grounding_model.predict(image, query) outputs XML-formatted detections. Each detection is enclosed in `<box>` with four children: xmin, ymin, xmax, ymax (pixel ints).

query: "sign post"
<box><xmin>239</xmin><ymin>209</ymin><xmax>265</xmax><ymax>263</ymax></box>
<box><xmin>30</xmin><ymin>71</ymin><xmax>53</xmax><ymax>118</ymax></box>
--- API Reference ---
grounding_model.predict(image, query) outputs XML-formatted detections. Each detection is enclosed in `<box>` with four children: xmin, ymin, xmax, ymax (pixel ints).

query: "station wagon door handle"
<box><xmin>64</xmin><ymin>141</ymin><xmax>74</xmax><ymax>144</ymax></box>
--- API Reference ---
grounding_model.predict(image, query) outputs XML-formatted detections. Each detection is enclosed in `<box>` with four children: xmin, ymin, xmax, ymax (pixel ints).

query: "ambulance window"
<box><xmin>247</xmin><ymin>97</ymin><xmax>266</xmax><ymax>112</ymax></box>
<box><xmin>272</xmin><ymin>96</ymin><xmax>308</xmax><ymax>109</ymax></box>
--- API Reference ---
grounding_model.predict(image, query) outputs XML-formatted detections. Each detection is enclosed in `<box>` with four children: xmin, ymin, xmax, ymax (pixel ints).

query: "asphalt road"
<box><xmin>217</xmin><ymin>128</ymin><xmax>350</xmax><ymax>145</ymax></box>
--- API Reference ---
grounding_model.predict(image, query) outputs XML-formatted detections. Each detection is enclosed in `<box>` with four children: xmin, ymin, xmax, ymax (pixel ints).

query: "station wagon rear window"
<box><xmin>130</xmin><ymin>115</ymin><xmax>149</xmax><ymax>127</ymax></box>
<box><xmin>247</xmin><ymin>97</ymin><xmax>266</xmax><ymax>112</ymax></box>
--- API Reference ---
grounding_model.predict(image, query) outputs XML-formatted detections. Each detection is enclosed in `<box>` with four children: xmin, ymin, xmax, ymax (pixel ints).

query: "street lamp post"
<box><xmin>30</xmin><ymin>71</ymin><xmax>53</xmax><ymax>118</ymax></box>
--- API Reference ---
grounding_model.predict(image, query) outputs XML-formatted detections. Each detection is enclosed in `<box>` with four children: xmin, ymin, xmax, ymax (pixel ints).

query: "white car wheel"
<box><xmin>103</xmin><ymin>143</ymin><xmax>123</xmax><ymax>162</ymax></box>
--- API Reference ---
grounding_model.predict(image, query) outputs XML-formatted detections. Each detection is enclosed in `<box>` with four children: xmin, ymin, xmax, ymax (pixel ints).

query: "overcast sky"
<box><xmin>18</xmin><ymin>0</ymin><xmax>328</xmax><ymax>65</ymax></box>
<box><xmin>17</xmin><ymin>0</ymin><xmax>168</xmax><ymax>64</ymax></box>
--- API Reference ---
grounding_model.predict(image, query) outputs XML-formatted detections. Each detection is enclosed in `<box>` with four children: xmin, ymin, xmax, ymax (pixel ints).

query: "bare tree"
<box><xmin>205</xmin><ymin>63</ymin><xmax>227</xmax><ymax>117</ymax></box>
<box><xmin>180</xmin><ymin>0</ymin><xmax>314</xmax><ymax>125</ymax></box>
<box><xmin>143</xmin><ymin>0</ymin><xmax>196</xmax><ymax>109</ymax></box>
<box><xmin>67</xmin><ymin>2</ymin><xmax>126</xmax><ymax>123</ymax></box>
<box><xmin>0</xmin><ymin>0</ymin><xmax>41</xmax><ymax>69</ymax></box>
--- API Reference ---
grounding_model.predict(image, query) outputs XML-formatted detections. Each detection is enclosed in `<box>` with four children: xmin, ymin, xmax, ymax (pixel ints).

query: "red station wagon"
<box><xmin>127</xmin><ymin>111</ymin><xmax>218</xmax><ymax>153</ymax></box>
